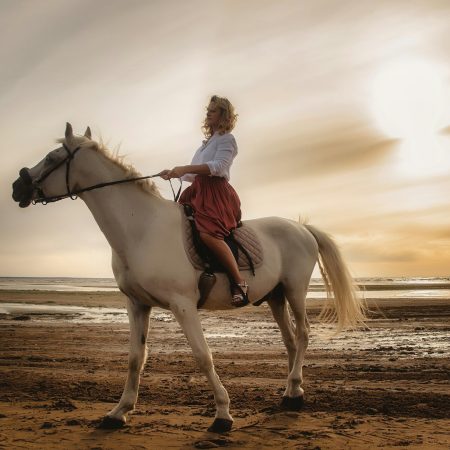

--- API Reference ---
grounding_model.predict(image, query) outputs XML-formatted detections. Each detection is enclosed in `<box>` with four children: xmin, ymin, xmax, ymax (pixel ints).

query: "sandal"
<box><xmin>231</xmin><ymin>281</ymin><xmax>249</xmax><ymax>308</ymax></box>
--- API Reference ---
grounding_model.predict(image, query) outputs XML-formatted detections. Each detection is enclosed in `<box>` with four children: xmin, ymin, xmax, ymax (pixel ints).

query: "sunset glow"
<box><xmin>1</xmin><ymin>1</ymin><xmax>450</xmax><ymax>278</ymax></box>
<box><xmin>370</xmin><ymin>58</ymin><xmax>450</xmax><ymax>178</ymax></box>
<box><xmin>370</xmin><ymin>59</ymin><xmax>447</xmax><ymax>139</ymax></box>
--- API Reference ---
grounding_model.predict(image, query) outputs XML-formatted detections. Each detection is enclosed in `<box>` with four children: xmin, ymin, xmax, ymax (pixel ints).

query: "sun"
<box><xmin>369</xmin><ymin>58</ymin><xmax>449</xmax><ymax>176</ymax></box>
<box><xmin>370</xmin><ymin>58</ymin><xmax>446</xmax><ymax>139</ymax></box>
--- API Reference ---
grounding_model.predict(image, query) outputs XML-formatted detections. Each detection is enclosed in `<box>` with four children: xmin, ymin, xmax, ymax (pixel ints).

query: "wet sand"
<box><xmin>0</xmin><ymin>291</ymin><xmax>449</xmax><ymax>449</ymax></box>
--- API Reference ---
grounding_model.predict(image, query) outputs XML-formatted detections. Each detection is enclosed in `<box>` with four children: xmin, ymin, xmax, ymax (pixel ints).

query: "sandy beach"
<box><xmin>0</xmin><ymin>290</ymin><xmax>449</xmax><ymax>449</ymax></box>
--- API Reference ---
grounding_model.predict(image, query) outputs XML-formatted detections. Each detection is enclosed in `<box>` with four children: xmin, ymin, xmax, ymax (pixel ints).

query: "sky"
<box><xmin>1</xmin><ymin>0</ymin><xmax>450</xmax><ymax>278</ymax></box>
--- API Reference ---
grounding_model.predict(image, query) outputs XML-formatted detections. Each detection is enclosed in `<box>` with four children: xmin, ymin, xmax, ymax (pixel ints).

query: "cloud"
<box><xmin>237</xmin><ymin>117</ymin><xmax>399</xmax><ymax>187</ymax></box>
<box><xmin>346</xmin><ymin>244</ymin><xmax>420</xmax><ymax>263</ymax></box>
<box><xmin>2</xmin><ymin>0</ymin><xmax>450</xmax><ymax>277</ymax></box>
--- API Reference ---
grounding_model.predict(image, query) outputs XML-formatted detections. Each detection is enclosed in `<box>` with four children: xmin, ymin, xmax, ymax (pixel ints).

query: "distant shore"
<box><xmin>1</xmin><ymin>288</ymin><xmax>449</xmax><ymax>312</ymax></box>
<box><xmin>0</xmin><ymin>289</ymin><xmax>127</xmax><ymax>308</ymax></box>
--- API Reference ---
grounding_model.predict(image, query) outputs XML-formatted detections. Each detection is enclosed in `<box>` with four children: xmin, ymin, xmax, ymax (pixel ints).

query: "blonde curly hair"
<box><xmin>201</xmin><ymin>95</ymin><xmax>238</xmax><ymax>140</ymax></box>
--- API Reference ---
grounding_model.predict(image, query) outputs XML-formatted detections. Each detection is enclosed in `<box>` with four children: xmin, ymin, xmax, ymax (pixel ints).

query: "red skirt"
<box><xmin>178</xmin><ymin>175</ymin><xmax>241</xmax><ymax>239</ymax></box>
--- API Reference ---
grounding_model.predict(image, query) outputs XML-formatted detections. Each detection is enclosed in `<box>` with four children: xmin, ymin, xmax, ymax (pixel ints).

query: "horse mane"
<box><xmin>55</xmin><ymin>135</ymin><xmax>163</xmax><ymax>198</ymax></box>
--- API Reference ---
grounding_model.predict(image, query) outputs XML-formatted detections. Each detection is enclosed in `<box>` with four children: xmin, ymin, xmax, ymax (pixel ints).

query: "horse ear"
<box><xmin>65</xmin><ymin>122</ymin><xmax>74</xmax><ymax>141</ymax></box>
<box><xmin>84</xmin><ymin>126</ymin><xmax>92</xmax><ymax>139</ymax></box>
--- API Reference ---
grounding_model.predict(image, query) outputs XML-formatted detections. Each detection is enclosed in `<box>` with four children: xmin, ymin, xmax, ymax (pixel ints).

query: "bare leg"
<box><xmin>101</xmin><ymin>298</ymin><xmax>151</xmax><ymax>427</ymax></box>
<box><xmin>199</xmin><ymin>232</ymin><xmax>244</xmax><ymax>285</ymax></box>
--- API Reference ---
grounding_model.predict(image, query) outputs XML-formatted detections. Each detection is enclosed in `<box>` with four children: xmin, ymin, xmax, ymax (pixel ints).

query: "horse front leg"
<box><xmin>171</xmin><ymin>301</ymin><xmax>233</xmax><ymax>433</ymax></box>
<box><xmin>100</xmin><ymin>298</ymin><xmax>151</xmax><ymax>428</ymax></box>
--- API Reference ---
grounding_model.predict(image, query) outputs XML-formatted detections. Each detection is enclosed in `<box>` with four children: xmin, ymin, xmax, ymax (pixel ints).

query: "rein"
<box><xmin>32</xmin><ymin>143</ymin><xmax>182</xmax><ymax>205</ymax></box>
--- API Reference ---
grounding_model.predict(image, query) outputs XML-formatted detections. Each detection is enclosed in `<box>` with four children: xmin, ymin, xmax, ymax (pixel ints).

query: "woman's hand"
<box><xmin>159</xmin><ymin>166</ymin><xmax>187</xmax><ymax>180</ymax></box>
<box><xmin>158</xmin><ymin>169</ymin><xmax>171</xmax><ymax>180</ymax></box>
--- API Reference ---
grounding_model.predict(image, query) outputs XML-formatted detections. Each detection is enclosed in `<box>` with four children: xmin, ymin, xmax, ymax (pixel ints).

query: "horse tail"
<box><xmin>303</xmin><ymin>223</ymin><xmax>367</xmax><ymax>331</ymax></box>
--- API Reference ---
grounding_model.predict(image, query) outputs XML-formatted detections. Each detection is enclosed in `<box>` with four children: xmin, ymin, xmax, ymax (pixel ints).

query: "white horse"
<box><xmin>12</xmin><ymin>123</ymin><xmax>366</xmax><ymax>433</ymax></box>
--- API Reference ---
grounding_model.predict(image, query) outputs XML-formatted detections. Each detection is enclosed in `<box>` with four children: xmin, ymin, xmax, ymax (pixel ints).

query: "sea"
<box><xmin>1</xmin><ymin>276</ymin><xmax>450</xmax><ymax>300</ymax></box>
<box><xmin>1</xmin><ymin>277</ymin><xmax>449</xmax><ymax>356</ymax></box>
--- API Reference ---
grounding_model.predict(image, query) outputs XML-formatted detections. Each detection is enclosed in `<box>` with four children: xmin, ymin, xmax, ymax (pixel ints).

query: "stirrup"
<box><xmin>231</xmin><ymin>281</ymin><xmax>249</xmax><ymax>308</ymax></box>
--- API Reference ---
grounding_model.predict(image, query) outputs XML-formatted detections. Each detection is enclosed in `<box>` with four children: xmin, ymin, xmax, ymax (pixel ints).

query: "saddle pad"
<box><xmin>183</xmin><ymin>214</ymin><xmax>264</xmax><ymax>271</ymax></box>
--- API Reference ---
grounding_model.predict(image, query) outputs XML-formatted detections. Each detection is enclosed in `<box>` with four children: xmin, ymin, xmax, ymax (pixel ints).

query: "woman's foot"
<box><xmin>231</xmin><ymin>281</ymin><xmax>249</xmax><ymax>308</ymax></box>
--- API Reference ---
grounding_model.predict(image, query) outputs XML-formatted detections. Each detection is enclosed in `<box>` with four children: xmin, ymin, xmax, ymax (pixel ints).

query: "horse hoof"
<box><xmin>281</xmin><ymin>396</ymin><xmax>304</xmax><ymax>411</ymax></box>
<box><xmin>98</xmin><ymin>415</ymin><xmax>126</xmax><ymax>429</ymax></box>
<box><xmin>207</xmin><ymin>418</ymin><xmax>233</xmax><ymax>433</ymax></box>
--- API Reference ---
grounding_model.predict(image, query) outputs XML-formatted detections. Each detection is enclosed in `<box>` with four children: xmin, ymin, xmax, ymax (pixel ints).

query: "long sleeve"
<box><xmin>180</xmin><ymin>146</ymin><xmax>203</xmax><ymax>182</ymax></box>
<box><xmin>205</xmin><ymin>134</ymin><xmax>238</xmax><ymax>177</ymax></box>
<box><xmin>181</xmin><ymin>173</ymin><xmax>195</xmax><ymax>182</ymax></box>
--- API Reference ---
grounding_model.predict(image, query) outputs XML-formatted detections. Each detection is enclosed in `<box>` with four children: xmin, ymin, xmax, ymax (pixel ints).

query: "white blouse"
<box><xmin>181</xmin><ymin>131</ymin><xmax>238</xmax><ymax>182</ymax></box>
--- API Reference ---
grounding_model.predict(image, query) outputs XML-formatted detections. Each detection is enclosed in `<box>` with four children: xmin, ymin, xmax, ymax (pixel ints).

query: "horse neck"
<box><xmin>75</xmin><ymin>149</ymin><xmax>171</xmax><ymax>255</ymax></box>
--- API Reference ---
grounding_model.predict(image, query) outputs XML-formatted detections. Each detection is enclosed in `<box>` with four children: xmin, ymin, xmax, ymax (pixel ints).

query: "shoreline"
<box><xmin>1</xmin><ymin>289</ymin><xmax>449</xmax><ymax>310</ymax></box>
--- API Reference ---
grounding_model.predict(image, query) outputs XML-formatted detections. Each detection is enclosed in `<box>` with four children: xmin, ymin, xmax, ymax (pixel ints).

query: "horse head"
<box><xmin>12</xmin><ymin>122</ymin><xmax>92</xmax><ymax>207</ymax></box>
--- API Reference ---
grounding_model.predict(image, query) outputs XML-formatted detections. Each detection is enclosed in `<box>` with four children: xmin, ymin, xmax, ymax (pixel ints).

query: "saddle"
<box><xmin>182</xmin><ymin>204</ymin><xmax>263</xmax><ymax>307</ymax></box>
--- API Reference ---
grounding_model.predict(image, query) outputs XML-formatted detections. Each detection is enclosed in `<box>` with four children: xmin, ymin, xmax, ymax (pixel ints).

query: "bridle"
<box><xmin>31</xmin><ymin>143</ymin><xmax>182</xmax><ymax>205</ymax></box>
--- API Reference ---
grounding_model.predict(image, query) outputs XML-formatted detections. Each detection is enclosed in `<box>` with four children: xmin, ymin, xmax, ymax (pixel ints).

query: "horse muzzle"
<box><xmin>12</xmin><ymin>168</ymin><xmax>34</xmax><ymax>208</ymax></box>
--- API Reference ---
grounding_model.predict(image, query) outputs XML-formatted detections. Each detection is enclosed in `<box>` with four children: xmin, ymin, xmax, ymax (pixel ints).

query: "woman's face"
<box><xmin>205</xmin><ymin>102</ymin><xmax>221</xmax><ymax>129</ymax></box>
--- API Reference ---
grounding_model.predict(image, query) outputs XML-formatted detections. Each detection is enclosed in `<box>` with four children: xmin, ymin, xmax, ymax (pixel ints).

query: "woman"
<box><xmin>159</xmin><ymin>95</ymin><xmax>248</xmax><ymax>307</ymax></box>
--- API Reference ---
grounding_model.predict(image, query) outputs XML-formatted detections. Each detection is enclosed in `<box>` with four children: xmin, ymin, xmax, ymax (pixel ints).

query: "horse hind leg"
<box><xmin>100</xmin><ymin>298</ymin><xmax>151</xmax><ymax>428</ymax></box>
<box><xmin>267</xmin><ymin>285</ymin><xmax>297</xmax><ymax>374</ymax></box>
<box><xmin>281</xmin><ymin>282</ymin><xmax>309</xmax><ymax>410</ymax></box>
